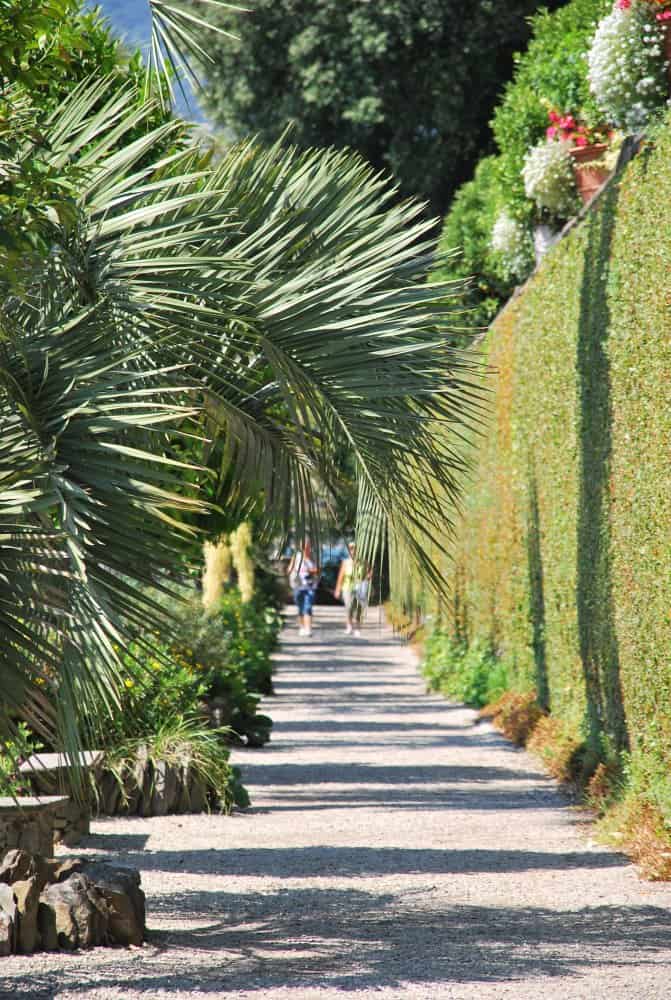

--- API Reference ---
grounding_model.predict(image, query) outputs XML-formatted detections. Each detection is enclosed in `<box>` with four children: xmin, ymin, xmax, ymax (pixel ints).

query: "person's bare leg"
<box><xmin>354</xmin><ymin>599</ymin><xmax>362</xmax><ymax>637</ymax></box>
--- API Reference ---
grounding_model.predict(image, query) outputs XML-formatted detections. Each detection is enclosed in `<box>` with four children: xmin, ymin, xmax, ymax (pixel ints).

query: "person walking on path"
<box><xmin>334</xmin><ymin>541</ymin><xmax>371</xmax><ymax>637</ymax></box>
<box><xmin>287</xmin><ymin>540</ymin><xmax>319</xmax><ymax>636</ymax></box>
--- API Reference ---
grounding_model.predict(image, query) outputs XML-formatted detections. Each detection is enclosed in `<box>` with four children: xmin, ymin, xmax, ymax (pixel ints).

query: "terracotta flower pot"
<box><xmin>569</xmin><ymin>144</ymin><xmax>610</xmax><ymax>205</ymax></box>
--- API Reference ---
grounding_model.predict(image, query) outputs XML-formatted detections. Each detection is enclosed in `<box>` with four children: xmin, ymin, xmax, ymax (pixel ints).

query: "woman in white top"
<box><xmin>334</xmin><ymin>542</ymin><xmax>371</xmax><ymax>637</ymax></box>
<box><xmin>288</xmin><ymin>540</ymin><xmax>319</xmax><ymax>636</ymax></box>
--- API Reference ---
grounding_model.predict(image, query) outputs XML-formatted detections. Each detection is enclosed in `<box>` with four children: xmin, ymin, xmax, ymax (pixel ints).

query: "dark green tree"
<box><xmin>190</xmin><ymin>0</ymin><xmax>566</xmax><ymax>216</ymax></box>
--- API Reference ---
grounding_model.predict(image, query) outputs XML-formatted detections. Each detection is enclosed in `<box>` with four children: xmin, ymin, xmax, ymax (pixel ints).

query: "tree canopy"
<box><xmin>190</xmin><ymin>0</ymin><xmax>567</xmax><ymax>217</ymax></box>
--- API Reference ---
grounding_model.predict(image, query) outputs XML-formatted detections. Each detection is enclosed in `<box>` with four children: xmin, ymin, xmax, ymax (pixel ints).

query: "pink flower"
<box><xmin>546</xmin><ymin>125</ymin><xmax>558</xmax><ymax>139</ymax></box>
<box><xmin>574</xmin><ymin>134</ymin><xmax>589</xmax><ymax>147</ymax></box>
<box><xmin>618</xmin><ymin>0</ymin><xmax>631</xmax><ymax>9</ymax></box>
<box><xmin>657</xmin><ymin>9</ymin><xmax>671</xmax><ymax>19</ymax></box>
<box><xmin>548</xmin><ymin>110</ymin><xmax>561</xmax><ymax>124</ymax></box>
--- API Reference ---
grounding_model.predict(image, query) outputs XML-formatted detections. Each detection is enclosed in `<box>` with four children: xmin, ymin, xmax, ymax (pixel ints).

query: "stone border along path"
<box><xmin>2</xmin><ymin>604</ymin><xmax>671</xmax><ymax>999</ymax></box>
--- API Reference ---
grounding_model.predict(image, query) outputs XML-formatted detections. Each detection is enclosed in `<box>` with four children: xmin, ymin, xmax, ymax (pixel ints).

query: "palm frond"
<box><xmin>1</xmin><ymin>73</ymin><xmax>483</xmax><ymax>758</ymax></box>
<box><xmin>147</xmin><ymin>0</ymin><xmax>244</xmax><ymax>110</ymax></box>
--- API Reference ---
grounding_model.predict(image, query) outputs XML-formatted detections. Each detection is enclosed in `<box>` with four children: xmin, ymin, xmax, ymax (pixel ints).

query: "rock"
<box><xmin>48</xmin><ymin>858</ymin><xmax>84</xmax><ymax>884</ymax></box>
<box><xmin>0</xmin><ymin>882</ymin><xmax>17</xmax><ymax>955</ymax></box>
<box><xmin>96</xmin><ymin>771</ymin><xmax>122</xmax><ymax>817</ymax></box>
<box><xmin>137</xmin><ymin>754</ymin><xmax>155</xmax><ymax>819</ymax></box>
<box><xmin>150</xmin><ymin>760</ymin><xmax>181</xmax><ymax>816</ymax></box>
<box><xmin>13</xmin><ymin>875</ymin><xmax>40</xmax><ymax>953</ymax></box>
<box><xmin>1</xmin><ymin>852</ymin><xmax>80</xmax><ymax>893</ymax></box>
<box><xmin>150</xmin><ymin>760</ymin><xmax>168</xmax><ymax>816</ymax></box>
<box><xmin>38</xmin><ymin>873</ymin><xmax>109</xmax><ymax>950</ymax></box>
<box><xmin>81</xmin><ymin>862</ymin><xmax>145</xmax><ymax>946</ymax></box>
<box><xmin>0</xmin><ymin>849</ymin><xmax>36</xmax><ymax>885</ymax></box>
<box><xmin>187</xmin><ymin>773</ymin><xmax>208</xmax><ymax>813</ymax></box>
<box><xmin>33</xmin><ymin>854</ymin><xmax>56</xmax><ymax>893</ymax></box>
<box><xmin>176</xmin><ymin>762</ymin><xmax>192</xmax><ymax>814</ymax></box>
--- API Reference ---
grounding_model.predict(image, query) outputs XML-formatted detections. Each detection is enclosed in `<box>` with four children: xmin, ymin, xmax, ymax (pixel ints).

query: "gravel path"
<box><xmin>2</xmin><ymin>605</ymin><xmax>671</xmax><ymax>999</ymax></box>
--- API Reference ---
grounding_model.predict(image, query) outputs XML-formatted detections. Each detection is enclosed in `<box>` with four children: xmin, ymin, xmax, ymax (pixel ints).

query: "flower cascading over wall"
<box><xmin>588</xmin><ymin>0</ymin><xmax>669</xmax><ymax>131</ymax></box>
<box><xmin>490</xmin><ymin>210</ymin><xmax>535</xmax><ymax>281</ymax></box>
<box><xmin>522</xmin><ymin>139</ymin><xmax>579</xmax><ymax>219</ymax></box>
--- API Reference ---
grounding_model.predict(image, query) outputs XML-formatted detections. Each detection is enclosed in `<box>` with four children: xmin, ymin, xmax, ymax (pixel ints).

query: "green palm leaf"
<box><xmin>0</xmin><ymin>72</ymin><xmax>482</xmax><ymax>759</ymax></box>
<box><xmin>147</xmin><ymin>0</ymin><xmax>244</xmax><ymax>110</ymax></box>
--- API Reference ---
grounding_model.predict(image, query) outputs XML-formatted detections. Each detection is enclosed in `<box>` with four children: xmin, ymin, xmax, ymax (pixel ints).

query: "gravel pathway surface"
<box><xmin>2</xmin><ymin>605</ymin><xmax>671</xmax><ymax>999</ymax></box>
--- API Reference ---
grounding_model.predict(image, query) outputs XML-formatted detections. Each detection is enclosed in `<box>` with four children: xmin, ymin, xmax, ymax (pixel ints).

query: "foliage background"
<box><xmin>431</xmin><ymin>0</ymin><xmax>612</xmax><ymax>337</ymax></box>
<box><xmin>446</xmin><ymin>121</ymin><xmax>671</xmax><ymax>820</ymax></box>
<box><xmin>491</xmin><ymin>0</ymin><xmax>611</xmax><ymax>218</ymax></box>
<box><xmin>429</xmin><ymin>156</ymin><xmax>514</xmax><ymax>337</ymax></box>
<box><xmin>188</xmin><ymin>0</ymin><xmax>566</xmax><ymax>217</ymax></box>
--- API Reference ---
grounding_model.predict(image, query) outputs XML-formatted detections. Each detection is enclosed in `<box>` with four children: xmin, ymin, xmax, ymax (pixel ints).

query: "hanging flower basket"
<box><xmin>569</xmin><ymin>144</ymin><xmax>611</xmax><ymax>205</ymax></box>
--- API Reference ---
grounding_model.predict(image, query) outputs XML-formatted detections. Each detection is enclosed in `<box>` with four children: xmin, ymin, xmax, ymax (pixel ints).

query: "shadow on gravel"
<box><xmin>39</xmin><ymin>890</ymin><xmax>671</xmax><ymax>994</ymax></box>
<box><xmin>239</xmin><ymin>762</ymin><xmax>534</xmax><ymax>786</ymax></box>
<box><xmin>79</xmin><ymin>832</ymin><xmax>150</xmax><ymax>852</ymax></box>
<box><xmin>109</xmin><ymin>844</ymin><xmax>624</xmax><ymax>878</ymax></box>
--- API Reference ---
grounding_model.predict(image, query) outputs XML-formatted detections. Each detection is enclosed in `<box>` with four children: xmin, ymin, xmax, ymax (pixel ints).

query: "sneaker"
<box><xmin>345</xmin><ymin>624</ymin><xmax>353</xmax><ymax>635</ymax></box>
<box><xmin>298</xmin><ymin>626</ymin><xmax>306</xmax><ymax>636</ymax></box>
<box><xmin>354</xmin><ymin>629</ymin><xmax>361</xmax><ymax>638</ymax></box>
<box><xmin>305</xmin><ymin>627</ymin><xmax>312</xmax><ymax>637</ymax></box>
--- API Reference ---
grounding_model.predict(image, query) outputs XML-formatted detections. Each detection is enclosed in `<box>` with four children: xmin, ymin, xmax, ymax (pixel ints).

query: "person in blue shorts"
<box><xmin>288</xmin><ymin>540</ymin><xmax>319</xmax><ymax>636</ymax></box>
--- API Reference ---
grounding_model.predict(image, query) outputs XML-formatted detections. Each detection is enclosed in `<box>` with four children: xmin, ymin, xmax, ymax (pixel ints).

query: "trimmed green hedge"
<box><xmin>448</xmin><ymin>119</ymin><xmax>671</xmax><ymax>817</ymax></box>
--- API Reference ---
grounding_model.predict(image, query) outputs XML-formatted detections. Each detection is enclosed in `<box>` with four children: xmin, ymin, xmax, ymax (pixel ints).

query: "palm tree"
<box><xmin>0</xmin><ymin>1</ymin><xmax>482</xmax><ymax>751</ymax></box>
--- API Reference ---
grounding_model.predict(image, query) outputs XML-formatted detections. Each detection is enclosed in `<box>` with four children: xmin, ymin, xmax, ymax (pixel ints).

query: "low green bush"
<box><xmin>431</xmin><ymin>156</ymin><xmax>521</xmax><ymax>338</ymax></box>
<box><xmin>0</xmin><ymin>723</ymin><xmax>41</xmax><ymax>797</ymax></box>
<box><xmin>103</xmin><ymin>716</ymin><xmax>250</xmax><ymax>814</ymax></box>
<box><xmin>111</xmin><ymin>588</ymin><xmax>275</xmax><ymax>749</ymax></box>
<box><xmin>422</xmin><ymin>631</ymin><xmax>508</xmax><ymax>708</ymax></box>
<box><xmin>215</xmin><ymin>588</ymin><xmax>282</xmax><ymax>696</ymax></box>
<box><xmin>85</xmin><ymin>584</ymin><xmax>280</xmax><ymax>810</ymax></box>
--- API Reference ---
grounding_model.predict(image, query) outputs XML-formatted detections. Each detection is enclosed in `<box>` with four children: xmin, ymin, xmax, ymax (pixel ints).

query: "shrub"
<box><xmin>479</xmin><ymin>691</ymin><xmax>544</xmax><ymax>745</ymax></box>
<box><xmin>103</xmin><ymin>587</ymin><xmax>276</xmax><ymax>751</ymax></box>
<box><xmin>422</xmin><ymin>632</ymin><xmax>509</xmax><ymax>708</ymax></box>
<box><xmin>0</xmin><ymin>723</ymin><xmax>41</xmax><ymax>797</ymax></box>
<box><xmin>587</xmin><ymin>2</ymin><xmax>668</xmax><ymax>131</ymax></box>
<box><xmin>600</xmin><ymin>799</ymin><xmax>671</xmax><ymax>880</ymax></box>
<box><xmin>215</xmin><ymin>588</ymin><xmax>282</xmax><ymax>696</ymax></box>
<box><xmin>162</xmin><ymin>592</ymin><xmax>275</xmax><ymax>745</ymax></box>
<box><xmin>431</xmin><ymin>156</ymin><xmax>521</xmax><ymax>337</ymax></box>
<box><xmin>526</xmin><ymin>715</ymin><xmax>587</xmax><ymax>783</ymax></box>
<box><xmin>586</xmin><ymin>760</ymin><xmax>620</xmax><ymax>810</ymax></box>
<box><xmin>103</xmin><ymin>716</ymin><xmax>250</xmax><ymax>814</ymax></box>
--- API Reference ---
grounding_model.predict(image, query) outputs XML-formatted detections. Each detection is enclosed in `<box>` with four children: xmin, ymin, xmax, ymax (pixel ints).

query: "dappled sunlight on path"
<box><xmin>2</xmin><ymin>606</ymin><xmax>671</xmax><ymax>999</ymax></box>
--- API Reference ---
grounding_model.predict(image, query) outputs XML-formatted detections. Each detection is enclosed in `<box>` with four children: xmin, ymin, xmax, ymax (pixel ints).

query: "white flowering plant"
<box><xmin>490</xmin><ymin>211</ymin><xmax>535</xmax><ymax>281</ymax></box>
<box><xmin>587</xmin><ymin>2</ymin><xmax>668</xmax><ymax>132</ymax></box>
<box><xmin>522</xmin><ymin>140</ymin><xmax>579</xmax><ymax>219</ymax></box>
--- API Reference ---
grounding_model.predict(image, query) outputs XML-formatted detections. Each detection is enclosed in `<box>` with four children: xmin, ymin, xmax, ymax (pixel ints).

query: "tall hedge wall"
<box><xmin>452</xmin><ymin>125</ymin><xmax>671</xmax><ymax>775</ymax></box>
